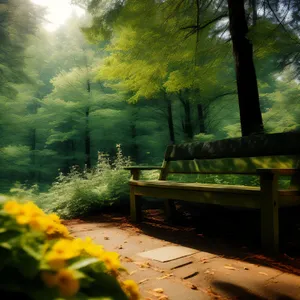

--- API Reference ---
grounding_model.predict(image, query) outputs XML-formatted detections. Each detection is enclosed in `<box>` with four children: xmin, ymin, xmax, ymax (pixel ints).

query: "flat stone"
<box><xmin>138</xmin><ymin>246</ymin><xmax>198</xmax><ymax>262</ymax></box>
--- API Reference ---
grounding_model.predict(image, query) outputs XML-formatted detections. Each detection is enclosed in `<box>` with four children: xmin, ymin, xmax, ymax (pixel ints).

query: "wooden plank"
<box><xmin>124</xmin><ymin>166</ymin><xmax>163</xmax><ymax>170</ymax></box>
<box><xmin>159</xmin><ymin>160</ymin><xmax>169</xmax><ymax>180</ymax></box>
<box><xmin>167</xmin><ymin>156</ymin><xmax>298</xmax><ymax>174</ymax></box>
<box><xmin>168</xmin><ymin>131</ymin><xmax>300</xmax><ymax>161</ymax></box>
<box><xmin>130</xmin><ymin>180</ymin><xmax>260</xmax><ymax>194</ymax></box>
<box><xmin>260</xmin><ymin>173</ymin><xmax>279</xmax><ymax>254</ymax></box>
<box><xmin>279</xmin><ymin>194</ymin><xmax>300</xmax><ymax>207</ymax></box>
<box><xmin>133</xmin><ymin>186</ymin><xmax>261</xmax><ymax>209</ymax></box>
<box><xmin>130</xmin><ymin>186</ymin><xmax>142</xmax><ymax>223</ymax></box>
<box><xmin>257</xmin><ymin>168</ymin><xmax>299</xmax><ymax>176</ymax></box>
<box><xmin>131</xmin><ymin>169</ymin><xmax>140</xmax><ymax>180</ymax></box>
<box><xmin>290</xmin><ymin>168</ymin><xmax>300</xmax><ymax>190</ymax></box>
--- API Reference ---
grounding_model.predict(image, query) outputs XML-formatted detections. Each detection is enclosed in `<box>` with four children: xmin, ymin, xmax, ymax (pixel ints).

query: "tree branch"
<box><xmin>181</xmin><ymin>13</ymin><xmax>227</xmax><ymax>32</ymax></box>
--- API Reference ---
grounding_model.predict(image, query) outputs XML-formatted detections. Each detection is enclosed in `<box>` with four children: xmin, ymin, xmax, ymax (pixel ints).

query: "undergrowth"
<box><xmin>10</xmin><ymin>145</ymin><xmax>131</xmax><ymax>219</ymax></box>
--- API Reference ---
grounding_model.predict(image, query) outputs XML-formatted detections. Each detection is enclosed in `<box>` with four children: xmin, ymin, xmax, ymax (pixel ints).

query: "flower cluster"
<box><xmin>0</xmin><ymin>198</ymin><xmax>140</xmax><ymax>300</ymax></box>
<box><xmin>4</xmin><ymin>199</ymin><xmax>70</xmax><ymax>238</ymax></box>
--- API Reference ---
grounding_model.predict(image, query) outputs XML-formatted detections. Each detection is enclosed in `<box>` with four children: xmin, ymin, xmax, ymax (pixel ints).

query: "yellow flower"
<box><xmin>41</xmin><ymin>269</ymin><xmax>80</xmax><ymax>298</ymax></box>
<box><xmin>48</xmin><ymin>213</ymin><xmax>61</xmax><ymax>224</ymax></box>
<box><xmin>4</xmin><ymin>200</ymin><xmax>45</xmax><ymax>226</ymax></box>
<box><xmin>122</xmin><ymin>280</ymin><xmax>140</xmax><ymax>300</ymax></box>
<box><xmin>54</xmin><ymin>224</ymin><xmax>71</xmax><ymax>238</ymax></box>
<box><xmin>56</xmin><ymin>269</ymin><xmax>80</xmax><ymax>297</ymax></box>
<box><xmin>48</xmin><ymin>258</ymin><xmax>66</xmax><ymax>270</ymax></box>
<box><xmin>41</xmin><ymin>271</ymin><xmax>58</xmax><ymax>288</ymax></box>
<box><xmin>24</xmin><ymin>201</ymin><xmax>45</xmax><ymax>217</ymax></box>
<box><xmin>3</xmin><ymin>200</ymin><xmax>22</xmax><ymax>215</ymax></box>
<box><xmin>72</xmin><ymin>237</ymin><xmax>104</xmax><ymax>258</ymax></box>
<box><xmin>84</xmin><ymin>242</ymin><xmax>104</xmax><ymax>258</ymax></box>
<box><xmin>29</xmin><ymin>216</ymin><xmax>49</xmax><ymax>231</ymax></box>
<box><xmin>46</xmin><ymin>239</ymin><xmax>81</xmax><ymax>269</ymax></box>
<box><xmin>100</xmin><ymin>251</ymin><xmax>121</xmax><ymax>273</ymax></box>
<box><xmin>15</xmin><ymin>206</ymin><xmax>33</xmax><ymax>225</ymax></box>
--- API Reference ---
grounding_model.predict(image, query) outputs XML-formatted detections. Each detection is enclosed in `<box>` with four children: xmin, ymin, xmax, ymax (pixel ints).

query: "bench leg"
<box><xmin>130</xmin><ymin>186</ymin><xmax>142</xmax><ymax>223</ymax></box>
<box><xmin>164</xmin><ymin>199</ymin><xmax>177</xmax><ymax>224</ymax></box>
<box><xmin>260</xmin><ymin>173</ymin><xmax>279</xmax><ymax>255</ymax></box>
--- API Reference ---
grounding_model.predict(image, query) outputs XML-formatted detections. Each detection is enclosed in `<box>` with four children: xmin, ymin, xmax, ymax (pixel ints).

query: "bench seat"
<box><xmin>130</xmin><ymin>180</ymin><xmax>300</xmax><ymax>208</ymax></box>
<box><xmin>126</xmin><ymin>132</ymin><xmax>300</xmax><ymax>254</ymax></box>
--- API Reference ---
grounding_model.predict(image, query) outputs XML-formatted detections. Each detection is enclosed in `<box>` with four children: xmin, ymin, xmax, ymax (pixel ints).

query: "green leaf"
<box><xmin>15</xmin><ymin>249</ymin><xmax>40</xmax><ymax>279</ymax></box>
<box><xmin>20</xmin><ymin>232</ymin><xmax>44</xmax><ymax>260</ymax></box>
<box><xmin>84</xmin><ymin>273</ymin><xmax>128</xmax><ymax>300</ymax></box>
<box><xmin>0</xmin><ymin>230</ymin><xmax>20</xmax><ymax>243</ymax></box>
<box><xmin>69</xmin><ymin>257</ymin><xmax>100</xmax><ymax>270</ymax></box>
<box><xmin>0</xmin><ymin>247</ymin><xmax>11</xmax><ymax>270</ymax></box>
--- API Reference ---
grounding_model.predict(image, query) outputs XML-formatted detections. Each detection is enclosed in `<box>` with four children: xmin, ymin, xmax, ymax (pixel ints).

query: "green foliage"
<box><xmin>0</xmin><ymin>198</ymin><xmax>137</xmax><ymax>299</ymax></box>
<box><xmin>1</xmin><ymin>0</ymin><xmax>300</xmax><ymax>196</ymax></box>
<box><xmin>33</xmin><ymin>145</ymin><xmax>131</xmax><ymax>219</ymax></box>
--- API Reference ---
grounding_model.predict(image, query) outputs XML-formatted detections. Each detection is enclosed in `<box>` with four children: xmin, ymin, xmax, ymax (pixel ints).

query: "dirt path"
<box><xmin>66</xmin><ymin>213</ymin><xmax>300</xmax><ymax>300</ymax></box>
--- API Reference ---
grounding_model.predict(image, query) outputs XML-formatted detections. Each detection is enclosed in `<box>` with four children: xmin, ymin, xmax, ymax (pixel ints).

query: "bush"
<box><xmin>11</xmin><ymin>145</ymin><xmax>132</xmax><ymax>219</ymax></box>
<box><xmin>0</xmin><ymin>197</ymin><xmax>139</xmax><ymax>300</ymax></box>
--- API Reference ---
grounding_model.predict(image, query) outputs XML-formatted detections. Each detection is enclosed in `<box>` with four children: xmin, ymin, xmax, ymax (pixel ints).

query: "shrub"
<box><xmin>0</xmin><ymin>197</ymin><xmax>139</xmax><ymax>300</ymax></box>
<box><xmin>11</xmin><ymin>145</ymin><xmax>132</xmax><ymax>219</ymax></box>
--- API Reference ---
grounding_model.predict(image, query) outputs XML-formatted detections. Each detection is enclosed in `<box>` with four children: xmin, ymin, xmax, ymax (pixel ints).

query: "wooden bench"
<box><xmin>125</xmin><ymin>132</ymin><xmax>300</xmax><ymax>254</ymax></box>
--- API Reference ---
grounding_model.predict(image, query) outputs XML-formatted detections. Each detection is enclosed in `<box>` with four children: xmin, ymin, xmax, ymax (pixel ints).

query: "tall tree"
<box><xmin>227</xmin><ymin>0</ymin><xmax>264</xmax><ymax>136</ymax></box>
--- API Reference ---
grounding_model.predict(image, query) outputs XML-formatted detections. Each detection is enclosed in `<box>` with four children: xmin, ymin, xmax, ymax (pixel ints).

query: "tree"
<box><xmin>81</xmin><ymin>0</ymin><xmax>233</xmax><ymax>142</ymax></box>
<box><xmin>0</xmin><ymin>0</ymin><xmax>41</xmax><ymax>97</ymax></box>
<box><xmin>227</xmin><ymin>0</ymin><xmax>264</xmax><ymax>136</ymax></box>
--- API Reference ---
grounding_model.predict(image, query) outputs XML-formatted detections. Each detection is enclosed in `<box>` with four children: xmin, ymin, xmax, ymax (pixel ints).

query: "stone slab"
<box><xmin>138</xmin><ymin>245</ymin><xmax>198</xmax><ymax>262</ymax></box>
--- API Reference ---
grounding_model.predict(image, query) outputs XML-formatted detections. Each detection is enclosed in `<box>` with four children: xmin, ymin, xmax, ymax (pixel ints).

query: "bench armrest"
<box><xmin>257</xmin><ymin>168</ymin><xmax>299</xmax><ymax>176</ymax></box>
<box><xmin>124</xmin><ymin>166</ymin><xmax>162</xmax><ymax>180</ymax></box>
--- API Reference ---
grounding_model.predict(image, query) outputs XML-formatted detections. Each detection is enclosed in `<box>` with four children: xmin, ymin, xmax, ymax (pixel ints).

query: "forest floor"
<box><xmin>66</xmin><ymin>207</ymin><xmax>300</xmax><ymax>300</ymax></box>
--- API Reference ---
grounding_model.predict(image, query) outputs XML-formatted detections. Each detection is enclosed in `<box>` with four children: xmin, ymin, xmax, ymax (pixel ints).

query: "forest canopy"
<box><xmin>1</xmin><ymin>0</ymin><xmax>300</xmax><ymax>193</ymax></box>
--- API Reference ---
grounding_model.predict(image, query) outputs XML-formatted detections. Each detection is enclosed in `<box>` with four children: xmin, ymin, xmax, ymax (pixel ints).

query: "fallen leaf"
<box><xmin>204</xmin><ymin>270</ymin><xmax>215</xmax><ymax>275</ymax></box>
<box><xmin>122</xmin><ymin>256</ymin><xmax>133</xmax><ymax>263</ymax></box>
<box><xmin>244</xmin><ymin>267</ymin><xmax>249</xmax><ymax>270</ymax></box>
<box><xmin>186</xmin><ymin>282</ymin><xmax>198</xmax><ymax>290</ymax></box>
<box><xmin>153</xmin><ymin>288</ymin><xmax>164</xmax><ymax>293</ymax></box>
<box><xmin>119</xmin><ymin>245</ymin><xmax>123</xmax><ymax>249</ymax></box>
<box><xmin>124</xmin><ymin>240</ymin><xmax>128</xmax><ymax>243</ymax></box>
<box><xmin>104</xmin><ymin>236</ymin><xmax>109</xmax><ymax>240</ymax></box>
<box><xmin>129</xmin><ymin>270</ymin><xmax>137</xmax><ymax>275</ymax></box>
<box><xmin>152</xmin><ymin>267</ymin><xmax>164</xmax><ymax>273</ymax></box>
<box><xmin>259</xmin><ymin>272</ymin><xmax>268</xmax><ymax>276</ymax></box>
<box><xmin>134</xmin><ymin>261</ymin><xmax>151</xmax><ymax>268</ymax></box>
<box><xmin>139</xmin><ymin>278</ymin><xmax>149</xmax><ymax>284</ymax></box>
<box><xmin>157</xmin><ymin>273</ymin><xmax>173</xmax><ymax>280</ymax></box>
<box><xmin>224</xmin><ymin>266</ymin><xmax>236</xmax><ymax>270</ymax></box>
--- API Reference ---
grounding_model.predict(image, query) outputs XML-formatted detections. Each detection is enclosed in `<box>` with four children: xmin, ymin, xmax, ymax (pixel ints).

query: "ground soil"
<box><xmin>64</xmin><ymin>204</ymin><xmax>300</xmax><ymax>300</ymax></box>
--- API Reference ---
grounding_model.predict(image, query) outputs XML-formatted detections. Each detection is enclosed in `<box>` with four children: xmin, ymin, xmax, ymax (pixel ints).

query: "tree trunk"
<box><xmin>179</xmin><ymin>91</ymin><xmax>194</xmax><ymax>140</ymax></box>
<box><xmin>250</xmin><ymin>0</ymin><xmax>257</xmax><ymax>25</ymax></box>
<box><xmin>29</xmin><ymin>128</ymin><xmax>36</xmax><ymax>180</ymax></box>
<box><xmin>85</xmin><ymin>106</ymin><xmax>91</xmax><ymax>169</ymax></box>
<box><xmin>129</xmin><ymin>106</ymin><xmax>139</xmax><ymax>163</ymax></box>
<box><xmin>197</xmin><ymin>104</ymin><xmax>206</xmax><ymax>134</ymax></box>
<box><xmin>130</xmin><ymin>122</ymin><xmax>139</xmax><ymax>163</ymax></box>
<box><xmin>227</xmin><ymin>0</ymin><xmax>264</xmax><ymax>136</ymax></box>
<box><xmin>85</xmin><ymin>79</ymin><xmax>91</xmax><ymax>169</ymax></box>
<box><xmin>28</xmin><ymin>100</ymin><xmax>39</xmax><ymax>181</ymax></box>
<box><xmin>165</xmin><ymin>95</ymin><xmax>176</xmax><ymax>144</ymax></box>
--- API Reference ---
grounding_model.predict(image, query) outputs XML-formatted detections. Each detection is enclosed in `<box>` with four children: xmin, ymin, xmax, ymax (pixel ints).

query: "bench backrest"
<box><xmin>159</xmin><ymin>132</ymin><xmax>300</xmax><ymax>186</ymax></box>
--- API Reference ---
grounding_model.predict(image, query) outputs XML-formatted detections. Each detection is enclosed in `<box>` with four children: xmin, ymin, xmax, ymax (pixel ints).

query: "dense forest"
<box><xmin>1</xmin><ymin>0</ymin><xmax>300</xmax><ymax>199</ymax></box>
